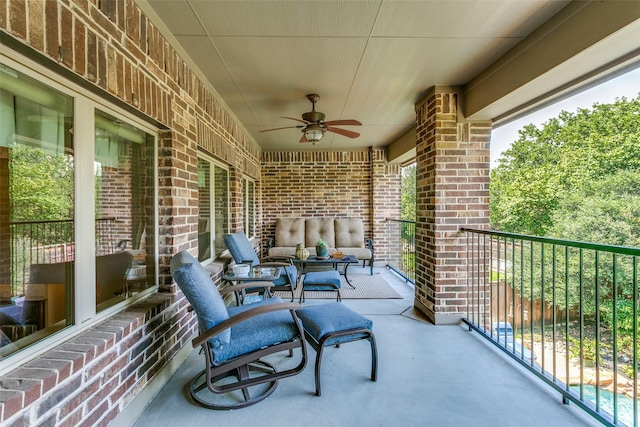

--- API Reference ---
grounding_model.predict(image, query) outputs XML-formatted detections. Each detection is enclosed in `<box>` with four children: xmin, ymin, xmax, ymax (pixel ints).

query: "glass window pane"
<box><xmin>197</xmin><ymin>159</ymin><xmax>229</xmax><ymax>261</ymax></box>
<box><xmin>94</xmin><ymin>110</ymin><xmax>155</xmax><ymax>311</ymax></box>
<box><xmin>0</xmin><ymin>64</ymin><xmax>74</xmax><ymax>358</ymax></box>
<box><xmin>213</xmin><ymin>165</ymin><xmax>228</xmax><ymax>257</ymax></box>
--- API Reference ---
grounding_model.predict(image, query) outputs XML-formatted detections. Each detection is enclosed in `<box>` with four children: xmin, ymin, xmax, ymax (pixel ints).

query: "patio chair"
<box><xmin>224</xmin><ymin>232</ymin><xmax>298</xmax><ymax>301</ymax></box>
<box><xmin>170</xmin><ymin>250</ymin><xmax>307</xmax><ymax>409</ymax></box>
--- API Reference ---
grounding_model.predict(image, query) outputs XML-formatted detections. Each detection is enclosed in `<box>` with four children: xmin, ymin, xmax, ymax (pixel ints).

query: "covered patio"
<box><xmin>128</xmin><ymin>265</ymin><xmax>598</xmax><ymax>427</ymax></box>
<box><xmin>1</xmin><ymin>1</ymin><xmax>638</xmax><ymax>426</ymax></box>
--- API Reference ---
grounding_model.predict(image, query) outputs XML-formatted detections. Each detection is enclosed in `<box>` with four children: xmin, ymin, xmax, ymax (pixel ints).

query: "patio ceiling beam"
<box><xmin>464</xmin><ymin>0</ymin><xmax>640</xmax><ymax>125</ymax></box>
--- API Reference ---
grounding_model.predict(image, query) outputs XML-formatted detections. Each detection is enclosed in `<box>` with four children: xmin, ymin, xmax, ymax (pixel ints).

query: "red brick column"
<box><xmin>414</xmin><ymin>88</ymin><xmax>491</xmax><ymax>324</ymax></box>
<box><xmin>229</xmin><ymin>167</ymin><xmax>244</xmax><ymax>233</ymax></box>
<box><xmin>370</xmin><ymin>148</ymin><xmax>401</xmax><ymax>265</ymax></box>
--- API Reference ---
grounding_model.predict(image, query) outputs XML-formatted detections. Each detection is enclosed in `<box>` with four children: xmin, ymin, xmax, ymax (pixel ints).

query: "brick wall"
<box><xmin>0</xmin><ymin>0</ymin><xmax>260</xmax><ymax>425</ymax></box>
<box><xmin>414</xmin><ymin>90</ymin><xmax>491</xmax><ymax>324</ymax></box>
<box><xmin>371</xmin><ymin>150</ymin><xmax>401</xmax><ymax>266</ymax></box>
<box><xmin>261</xmin><ymin>149</ymin><xmax>401</xmax><ymax>262</ymax></box>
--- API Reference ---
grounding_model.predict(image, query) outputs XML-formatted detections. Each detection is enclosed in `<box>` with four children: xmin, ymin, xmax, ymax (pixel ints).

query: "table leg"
<box><xmin>343</xmin><ymin>263</ymin><xmax>356</xmax><ymax>289</ymax></box>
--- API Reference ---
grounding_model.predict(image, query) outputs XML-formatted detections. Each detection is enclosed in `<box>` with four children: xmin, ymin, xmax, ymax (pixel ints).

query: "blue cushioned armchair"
<box><xmin>170</xmin><ymin>251</ymin><xmax>307</xmax><ymax>409</ymax></box>
<box><xmin>224</xmin><ymin>232</ymin><xmax>298</xmax><ymax>301</ymax></box>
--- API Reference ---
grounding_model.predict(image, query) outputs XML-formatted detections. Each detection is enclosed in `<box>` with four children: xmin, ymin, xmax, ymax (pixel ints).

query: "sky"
<box><xmin>490</xmin><ymin>66</ymin><xmax>640</xmax><ymax>168</ymax></box>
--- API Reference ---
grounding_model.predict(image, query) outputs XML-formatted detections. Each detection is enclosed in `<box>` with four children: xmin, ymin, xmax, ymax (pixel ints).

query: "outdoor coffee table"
<box><xmin>293</xmin><ymin>255</ymin><xmax>359</xmax><ymax>288</ymax></box>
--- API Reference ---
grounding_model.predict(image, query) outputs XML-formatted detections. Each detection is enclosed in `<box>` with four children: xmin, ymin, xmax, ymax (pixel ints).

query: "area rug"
<box><xmin>274</xmin><ymin>273</ymin><xmax>402</xmax><ymax>299</ymax></box>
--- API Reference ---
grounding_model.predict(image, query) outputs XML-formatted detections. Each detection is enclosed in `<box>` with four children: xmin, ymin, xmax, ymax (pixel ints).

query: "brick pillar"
<box><xmin>157</xmin><ymin>129</ymin><xmax>196</xmax><ymax>291</ymax></box>
<box><xmin>229</xmin><ymin>167</ymin><xmax>243</xmax><ymax>233</ymax></box>
<box><xmin>413</xmin><ymin>87</ymin><xmax>491</xmax><ymax>324</ymax></box>
<box><xmin>370</xmin><ymin>148</ymin><xmax>401</xmax><ymax>265</ymax></box>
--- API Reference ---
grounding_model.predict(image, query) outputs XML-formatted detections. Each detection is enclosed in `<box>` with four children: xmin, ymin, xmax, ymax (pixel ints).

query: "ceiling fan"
<box><xmin>260</xmin><ymin>94</ymin><xmax>361</xmax><ymax>143</ymax></box>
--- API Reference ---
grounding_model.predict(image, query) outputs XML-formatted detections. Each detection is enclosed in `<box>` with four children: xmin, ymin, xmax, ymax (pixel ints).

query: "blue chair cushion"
<box><xmin>170</xmin><ymin>251</ymin><xmax>230</xmax><ymax>348</ymax></box>
<box><xmin>224</xmin><ymin>232</ymin><xmax>297</xmax><ymax>287</ymax></box>
<box><xmin>216</xmin><ymin>296</ymin><xmax>299</xmax><ymax>364</ymax></box>
<box><xmin>302</xmin><ymin>270</ymin><xmax>341</xmax><ymax>291</ymax></box>
<box><xmin>273</xmin><ymin>265</ymin><xmax>298</xmax><ymax>288</ymax></box>
<box><xmin>223</xmin><ymin>232</ymin><xmax>260</xmax><ymax>266</ymax></box>
<box><xmin>296</xmin><ymin>303</ymin><xmax>373</xmax><ymax>347</ymax></box>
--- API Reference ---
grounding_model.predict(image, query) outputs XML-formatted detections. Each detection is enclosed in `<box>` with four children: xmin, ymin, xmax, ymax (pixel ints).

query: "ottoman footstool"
<box><xmin>296</xmin><ymin>302</ymin><xmax>377</xmax><ymax>396</ymax></box>
<box><xmin>300</xmin><ymin>270</ymin><xmax>342</xmax><ymax>303</ymax></box>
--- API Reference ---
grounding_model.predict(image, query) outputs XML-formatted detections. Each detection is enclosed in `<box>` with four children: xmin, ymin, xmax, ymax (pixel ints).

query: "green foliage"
<box><xmin>9</xmin><ymin>144</ymin><xmax>74</xmax><ymax>222</ymax></box>
<box><xmin>550</xmin><ymin>170</ymin><xmax>640</xmax><ymax>248</ymax></box>
<box><xmin>401</xmin><ymin>164</ymin><xmax>416</xmax><ymax>221</ymax></box>
<box><xmin>568</xmin><ymin>336</ymin><xmax>610</xmax><ymax>364</ymax></box>
<box><xmin>491</xmin><ymin>95</ymin><xmax>640</xmax><ymax>238</ymax></box>
<box><xmin>493</xmin><ymin>96</ymin><xmax>640</xmax><ymax>377</ymax></box>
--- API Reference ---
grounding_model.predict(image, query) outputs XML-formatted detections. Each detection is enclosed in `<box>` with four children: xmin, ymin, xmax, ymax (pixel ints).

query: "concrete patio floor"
<box><xmin>128</xmin><ymin>266</ymin><xmax>599</xmax><ymax>427</ymax></box>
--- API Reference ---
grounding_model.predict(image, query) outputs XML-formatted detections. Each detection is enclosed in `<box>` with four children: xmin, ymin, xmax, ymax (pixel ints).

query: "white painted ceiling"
<box><xmin>141</xmin><ymin>0</ymin><xmax>572</xmax><ymax>152</ymax></box>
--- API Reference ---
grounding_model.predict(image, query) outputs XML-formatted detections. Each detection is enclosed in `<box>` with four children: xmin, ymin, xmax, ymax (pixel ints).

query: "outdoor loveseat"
<box><xmin>267</xmin><ymin>217</ymin><xmax>374</xmax><ymax>274</ymax></box>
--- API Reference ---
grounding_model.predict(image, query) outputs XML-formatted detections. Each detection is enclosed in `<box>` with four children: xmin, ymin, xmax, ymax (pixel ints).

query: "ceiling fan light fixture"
<box><xmin>304</xmin><ymin>125</ymin><xmax>324</xmax><ymax>142</ymax></box>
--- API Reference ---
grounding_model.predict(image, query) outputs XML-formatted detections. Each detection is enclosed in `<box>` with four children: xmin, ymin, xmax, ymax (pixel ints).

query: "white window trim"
<box><xmin>197</xmin><ymin>154</ymin><xmax>230</xmax><ymax>263</ymax></box>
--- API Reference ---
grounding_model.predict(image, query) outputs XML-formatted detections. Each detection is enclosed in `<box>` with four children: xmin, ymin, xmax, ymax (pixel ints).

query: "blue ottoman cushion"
<box><xmin>302</xmin><ymin>270</ymin><xmax>342</xmax><ymax>291</ymax></box>
<box><xmin>296</xmin><ymin>302</ymin><xmax>372</xmax><ymax>347</ymax></box>
<box><xmin>296</xmin><ymin>302</ymin><xmax>378</xmax><ymax>396</ymax></box>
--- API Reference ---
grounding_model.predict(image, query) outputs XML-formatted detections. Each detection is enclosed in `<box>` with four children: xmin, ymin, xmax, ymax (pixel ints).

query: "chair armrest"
<box><xmin>261</xmin><ymin>255</ymin><xmax>294</xmax><ymax>264</ymax></box>
<box><xmin>366</xmin><ymin>238</ymin><xmax>374</xmax><ymax>251</ymax></box>
<box><xmin>256</xmin><ymin>261</ymin><xmax>293</xmax><ymax>268</ymax></box>
<box><xmin>219</xmin><ymin>281</ymin><xmax>274</xmax><ymax>297</ymax></box>
<box><xmin>192</xmin><ymin>302</ymin><xmax>302</xmax><ymax>348</ymax></box>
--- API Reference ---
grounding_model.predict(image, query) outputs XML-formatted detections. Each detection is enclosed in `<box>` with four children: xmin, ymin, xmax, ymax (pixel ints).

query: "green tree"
<box><xmin>401</xmin><ymin>164</ymin><xmax>416</xmax><ymax>221</ymax></box>
<box><xmin>550</xmin><ymin>170</ymin><xmax>640</xmax><ymax>248</ymax></box>
<box><xmin>491</xmin><ymin>95</ymin><xmax>640</xmax><ymax>237</ymax></box>
<box><xmin>9</xmin><ymin>144</ymin><xmax>74</xmax><ymax>222</ymax></box>
<box><xmin>491</xmin><ymin>97</ymin><xmax>640</xmax><ymax>360</ymax></box>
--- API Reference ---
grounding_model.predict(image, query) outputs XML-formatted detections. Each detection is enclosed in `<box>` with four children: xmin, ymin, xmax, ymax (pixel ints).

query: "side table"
<box><xmin>222</xmin><ymin>266</ymin><xmax>280</xmax><ymax>305</ymax></box>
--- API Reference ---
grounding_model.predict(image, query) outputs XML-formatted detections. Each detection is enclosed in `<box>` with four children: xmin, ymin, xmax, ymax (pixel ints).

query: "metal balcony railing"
<box><xmin>386</xmin><ymin>218</ymin><xmax>415</xmax><ymax>284</ymax></box>
<box><xmin>461</xmin><ymin>228</ymin><xmax>639</xmax><ymax>427</ymax></box>
<box><xmin>7</xmin><ymin>218</ymin><xmax>119</xmax><ymax>295</ymax></box>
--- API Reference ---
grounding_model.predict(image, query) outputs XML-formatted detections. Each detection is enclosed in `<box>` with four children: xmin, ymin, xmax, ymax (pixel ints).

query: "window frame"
<box><xmin>197</xmin><ymin>154</ymin><xmax>230</xmax><ymax>263</ymax></box>
<box><xmin>0</xmin><ymin>50</ymin><xmax>159</xmax><ymax>373</ymax></box>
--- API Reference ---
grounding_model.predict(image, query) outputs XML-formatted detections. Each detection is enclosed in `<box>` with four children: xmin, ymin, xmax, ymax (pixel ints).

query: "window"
<box><xmin>197</xmin><ymin>157</ymin><xmax>229</xmax><ymax>262</ymax></box>
<box><xmin>243</xmin><ymin>177</ymin><xmax>255</xmax><ymax>238</ymax></box>
<box><xmin>0</xmin><ymin>64</ymin><xmax>74</xmax><ymax>355</ymax></box>
<box><xmin>94</xmin><ymin>110</ymin><xmax>156</xmax><ymax>311</ymax></box>
<box><xmin>0</xmin><ymin>57</ymin><xmax>157</xmax><ymax>362</ymax></box>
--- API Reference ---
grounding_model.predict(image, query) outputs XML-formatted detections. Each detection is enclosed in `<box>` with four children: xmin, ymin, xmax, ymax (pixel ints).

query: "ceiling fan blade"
<box><xmin>259</xmin><ymin>125</ymin><xmax>304</xmax><ymax>133</ymax></box>
<box><xmin>299</xmin><ymin>134</ymin><xmax>309</xmax><ymax>143</ymax></box>
<box><xmin>324</xmin><ymin>119</ymin><xmax>362</xmax><ymax>126</ymax></box>
<box><xmin>282</xmin><ymin>116</ymin><xmax>311</xmax><ymax>125</ymax></box>
<box><xmin>327</xmin><ymin>127</ymin><xmax>360</xmax><ymax>139</ymax></box>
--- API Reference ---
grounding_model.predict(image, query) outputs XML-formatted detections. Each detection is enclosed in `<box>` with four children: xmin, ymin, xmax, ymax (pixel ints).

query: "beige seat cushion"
<box><xmin>305</xmin><ymin>218</ymin><xmax>335</xmax><ymax>248</ymax></box>
<box><xmin>339</xmin><ymin>247</ymin><xmax>372</xmax><ymax>261</ymax></box>
<box><xmin>274</xmin><ymin>218</ymin><xmax>306</xmax><ymax>247</ymax></box>
<box><xmin>335</xmin><ymin>218</ymin><xmax>365</xmax><ymax>248</ymax></box>
<box><xmin>268</xmin><ymin>246</ymin><xmax>297</xmax><ymax>257</ymax></box>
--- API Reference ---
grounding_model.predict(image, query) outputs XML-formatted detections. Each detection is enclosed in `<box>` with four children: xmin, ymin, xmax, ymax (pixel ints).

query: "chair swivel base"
<box><xmin>189</xmin><ymin>360</ymin><xmax>279</xmax><ymax>410</ymax></box>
